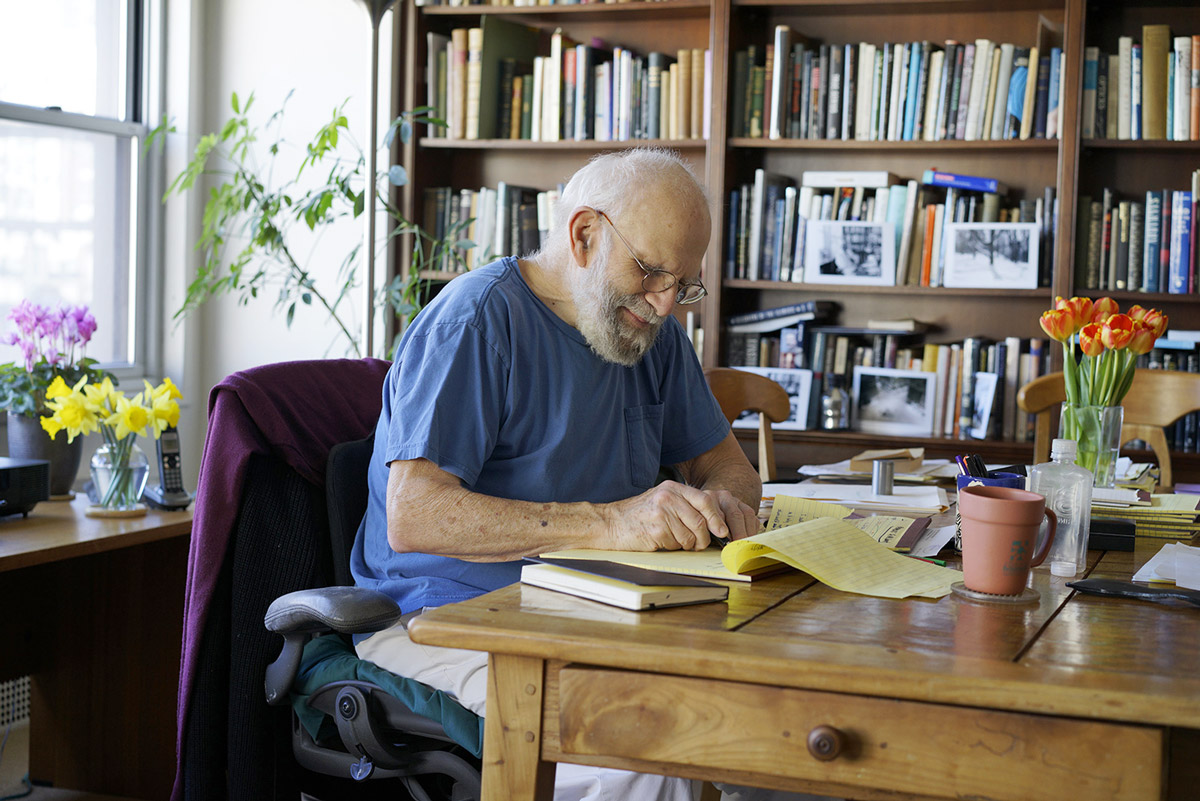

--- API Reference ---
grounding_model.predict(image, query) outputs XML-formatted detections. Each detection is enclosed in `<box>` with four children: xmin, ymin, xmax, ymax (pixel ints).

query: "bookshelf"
<box><xmin>396</xmin><ymin>0</ymin><xmax>1200</xmax><ymax>482</ymax></box>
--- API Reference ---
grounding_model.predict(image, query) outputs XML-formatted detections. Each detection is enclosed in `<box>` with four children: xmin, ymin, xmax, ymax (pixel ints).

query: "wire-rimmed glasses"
<box><xmin>594</xmin><ymin>209</ymin><xmax>707</xmax><ymax>305</ymax></box>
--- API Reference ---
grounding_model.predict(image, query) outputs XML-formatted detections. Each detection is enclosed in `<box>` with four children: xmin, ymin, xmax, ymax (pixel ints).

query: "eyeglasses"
<box><xmin>594</xmin><ymin>209</ymin><xmax>707</xmax><ymax>305</ymax></box>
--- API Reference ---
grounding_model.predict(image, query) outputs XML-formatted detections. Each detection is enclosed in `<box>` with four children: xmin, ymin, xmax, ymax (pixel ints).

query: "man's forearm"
<box><xmin>387</xmin><ymin>460</ymin><xmax>609</xmax><ymax>561</ymax></box>
<box><xmin>677</xmin><ymin>431</ymin><xmax>762</xmax><ymax>509</ymax></box>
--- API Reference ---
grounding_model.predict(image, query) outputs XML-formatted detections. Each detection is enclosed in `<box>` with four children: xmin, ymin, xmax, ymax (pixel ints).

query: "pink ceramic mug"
<box><xmin>957</xmin><ymin>485</ymin><xmax>1057</xmax><ymax>596</ymax></box>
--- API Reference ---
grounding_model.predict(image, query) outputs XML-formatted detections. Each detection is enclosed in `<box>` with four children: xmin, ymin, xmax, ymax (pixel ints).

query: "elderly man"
<box><xmin>352</xmin><ymin>149</ymin><xmax>806</xmax><ymax>801</ymax></box>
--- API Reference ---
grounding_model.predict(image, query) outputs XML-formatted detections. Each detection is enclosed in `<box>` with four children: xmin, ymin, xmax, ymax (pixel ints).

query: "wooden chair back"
<box><xmin>1016</xmin><ymin>369</ymin><xmax>1200</xmax><ymax>488</ymax></box>
<box><xmin>703</xmin><ymin>367</ymin><xmax>791</xmax><ymax>482</ymax></box>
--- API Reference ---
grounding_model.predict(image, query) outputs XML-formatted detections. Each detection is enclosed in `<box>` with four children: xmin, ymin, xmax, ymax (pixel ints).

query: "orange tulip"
<box><xmin>1100</xmin><ymin>313</ymin><xmax>1135</xmax><ymax>350</ymax></box>
<box><xmin>1054</xmin><ymin>296</ymin><xmax>1094</xmax><ymax>333</ymax></box>
<box><xmin>1089</xmin><ymin>297</ymin><xmax>1119</xmax><ymax>323</ymax></box>
<box><xmin>1127</xmin><ymin>321</ymin><xmax>1158</xmax><ymax>355</ymax></box>
<box><xmin>1039</xmin><ymin>308</ymin><xmax>1074</xmax><ymax>342</ymax></box>
<box><xmin>1078</xmin><ymin>322</ymin><xmax>1105</xmax><ymax>356</ymax></box>
<box><xmin>1140</xmin><ymin>307</ymin><xmax>1168</xmax><ymax>338</ymax></box>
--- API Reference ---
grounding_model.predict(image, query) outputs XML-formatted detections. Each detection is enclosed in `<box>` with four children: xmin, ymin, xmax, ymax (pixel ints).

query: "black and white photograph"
<box><xmin>968</xmin><ymin>372</ymin><xmax>999</xmax><ymax>439</ymax></box>
<box><xmin>941</xmin><ymin>222</ymin><xmax>1040</xmax><ymax>289</ymax></box>
<box><xmin>851</xmin><ymin>367</ymin><xmax>937</xmax><ymax>437</ymax></box>
<box><xmin>802</xmin><ymin>221</ymin><xmax>896</xmax><ymax>286</ymax></box>
<box><xmin>730</xmin><ymin>367</ymin><xmax>814</xmax><ymax>430</ymax></box>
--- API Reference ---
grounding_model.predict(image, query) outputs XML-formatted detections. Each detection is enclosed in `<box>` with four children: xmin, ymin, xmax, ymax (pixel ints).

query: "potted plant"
<box><xmin>1</xmin><ymin>301</ymin><xmax>113</xmax><ymax>496</ymax></box>
<box><xmin>149</xmin><ymin>92</ymin><xmax>471</xmax><ymax>357</ymax></box>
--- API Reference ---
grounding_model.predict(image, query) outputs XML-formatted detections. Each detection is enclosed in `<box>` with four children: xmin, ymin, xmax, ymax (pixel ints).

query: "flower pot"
<box><xmin>1058</xmin><ymin>403</ymin><xmax>1124</xmax><ymax>489</ymax></box>
<box><xmin>89</xmin><ymin>440</ymin><xmax>150</xmax><ymax>512</ymax></box>
<box><xmin>5</xmin><ymin>410</ymin><xmax>85</xmax><ymax>497</ymax></box>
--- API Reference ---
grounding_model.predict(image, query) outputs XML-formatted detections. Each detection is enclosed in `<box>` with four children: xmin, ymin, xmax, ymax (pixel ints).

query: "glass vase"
<box><xmin>1058</xmin><ymin>403</ymin><xmax>1124</xmax><ymax>489</ymax></box>
<box><xmin>90</xmin><ymin>440</ymin><xmax>150</xmax><ymax>511</ymax></box>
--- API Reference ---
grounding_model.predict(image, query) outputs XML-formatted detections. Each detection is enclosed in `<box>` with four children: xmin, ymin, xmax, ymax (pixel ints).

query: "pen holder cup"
<box><xmin>953</xmin><ymin>472</ymin><xmax>1026</xmax><ymax>552</ymax></box>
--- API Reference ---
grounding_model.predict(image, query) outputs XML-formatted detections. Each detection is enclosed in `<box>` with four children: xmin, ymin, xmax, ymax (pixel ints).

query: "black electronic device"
<box><xmin>0</xmin><ymin>456</ymin><xmax>51</xmax><ymax>518</ymax></box>
<box><xmin>142</xmin><ymin>427</ymin><xmax>194</xmax><ymax>510</ymax></box>
<box><xmin>1089</xmin><ymin>518</ymin><xmax>1136</xmax><ymax>551</ymax></box>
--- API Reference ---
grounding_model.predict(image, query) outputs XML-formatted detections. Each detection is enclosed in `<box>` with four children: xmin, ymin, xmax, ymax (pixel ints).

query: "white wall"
<box><xmin>167</xmin><ymin>0</ymin><xmax>394</xmax><ymax>486</ymax></box>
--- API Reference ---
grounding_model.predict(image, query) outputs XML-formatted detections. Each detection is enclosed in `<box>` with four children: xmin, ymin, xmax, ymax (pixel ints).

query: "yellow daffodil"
<box><xmin>105</xmin><ymin>392</ymin><xmax>152</xmax><ymax>440</ymax></box>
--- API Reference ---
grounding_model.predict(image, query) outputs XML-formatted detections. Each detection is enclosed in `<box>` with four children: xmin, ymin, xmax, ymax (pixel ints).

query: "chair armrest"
<box><xmin>265</xmin><ymin>586</ymin><xmax>401</xmax><ymax>635</ymax></box>
<box><xmin>263</xmin><ymin>587</ymin><xmax>401</xmax><ymax>706</ymax></box>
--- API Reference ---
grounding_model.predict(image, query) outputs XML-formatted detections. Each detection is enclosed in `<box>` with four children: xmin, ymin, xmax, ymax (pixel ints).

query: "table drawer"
<box><xmin>555</xmin><ymin>667</ymin><xmax>1163</xmax><ymax>801</ymax></box>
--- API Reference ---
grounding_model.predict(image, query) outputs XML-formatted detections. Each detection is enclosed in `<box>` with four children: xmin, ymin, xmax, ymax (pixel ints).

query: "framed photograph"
<box><xmin>802</xmin><ymin>221</ymin><xmax>896</xmax><ymax>286</ymax></box>
<box><xmin>730</xmin><ymin>367</ymin><xmax>814</xmax><ymax>431</ymax></box>
<box><xmin>968</xmin><ymin>371</ymin><xmax>999</xmax><ymax>440</ymax></box>
<box><xmin>851</xmin><ymin>366</ymin><xmax>937</xmax><ymax>437</ymax></box>
<box><xmin>941</xmin><ymin>222</ymin><xmax>1040</xmax><ymax>289</ymax></box>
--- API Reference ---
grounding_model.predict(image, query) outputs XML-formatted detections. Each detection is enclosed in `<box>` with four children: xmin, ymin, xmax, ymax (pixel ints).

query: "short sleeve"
<box><xmin>384</xmin><ymin>320</ymin><xmax>509</xmax><ymax>487</ymax></box>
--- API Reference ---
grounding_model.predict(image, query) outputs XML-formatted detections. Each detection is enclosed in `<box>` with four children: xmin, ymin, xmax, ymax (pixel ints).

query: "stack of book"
<box><xmin>731</xmin><ymin>30</ymin><xmax>1064</xmax><ymax>143</ymax></box>
<box><xmin>1081</xmin><ymin>28</ymin><xmax>1200</xmax><ymax>141</ymax></box>
<box><xmin>1075</xmin><ymin>174</ymin><xmax>1199</xmax><ymax>294</ymax></box>
<box><xmin>423</xmin><ymin>182</ymin><xmax>563</xmax><ymax>271</ymax></box>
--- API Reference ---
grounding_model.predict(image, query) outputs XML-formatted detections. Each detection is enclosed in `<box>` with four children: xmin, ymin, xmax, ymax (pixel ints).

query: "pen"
<box><xmin>968</xmin><ymin>454</ymin><xmax>987</xmax><ymax>477</ymax></box>
<box><xmin>906</xmin><ymin>555</ymin><xmax>947</xmax><ymax>566</ymax></box>
<box><xmin>955</xmin><ymin>455</ymin><xmax>969</xmax><ymax>475</ymax></box>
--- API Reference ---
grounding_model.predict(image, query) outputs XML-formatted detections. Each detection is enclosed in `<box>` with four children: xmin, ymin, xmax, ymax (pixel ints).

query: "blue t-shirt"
<box><xmin>350</xmin><ymin>257</ymin><xmax>728</xmax><ymax>613</ymax></box>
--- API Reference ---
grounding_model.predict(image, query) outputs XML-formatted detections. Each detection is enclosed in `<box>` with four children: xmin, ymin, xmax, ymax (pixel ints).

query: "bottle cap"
<box><xmin>1051</xmin><ymin>438</ymin><xmax>1077</xmax><ymax>458</ymax></box>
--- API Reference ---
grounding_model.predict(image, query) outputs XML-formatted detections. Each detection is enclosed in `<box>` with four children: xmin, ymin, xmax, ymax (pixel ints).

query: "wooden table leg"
<box><xmin>482</xmin><ymin>653</ymin><xmax>555</xmax><ymax>801</ymax></box>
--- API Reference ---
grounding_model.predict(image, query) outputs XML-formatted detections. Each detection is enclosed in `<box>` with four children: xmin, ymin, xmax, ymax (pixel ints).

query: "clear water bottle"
<box><xmin>1029</xmin><ymin>438</ymin><xmax>1093</xmax><ymax>578</ymax></box>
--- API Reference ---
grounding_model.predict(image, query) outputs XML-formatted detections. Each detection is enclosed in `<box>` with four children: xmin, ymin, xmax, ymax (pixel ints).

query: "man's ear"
<box><xmin>568</xmin><ymin>207</ymin><xmax>601</xmax><ymax>268</ymax></box>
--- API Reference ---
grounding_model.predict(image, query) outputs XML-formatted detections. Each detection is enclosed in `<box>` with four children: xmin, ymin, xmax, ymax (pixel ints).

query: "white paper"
<box><xmin>1173</xmin><ymin>545</ymin><xmax>1200</xmax><ymax>591</ymax></box>
<box><xmin>908</xmin><ymin>524</ymin><xmax>956</xmax><ymax>558</ymax></box>
<box><xmin>1132</xmin><ymin>543</ymin><xmax>1182</xmax><ymax>583</ymax></box>
<box><xmin>765</xmin><ymin>483</ymin><xmax>948</xmax><ymax>511</ymax></box>
<box><xmin>797</xmin><ymin>458</ymin><xmax>951</xmax><ymax>477</ymax></box>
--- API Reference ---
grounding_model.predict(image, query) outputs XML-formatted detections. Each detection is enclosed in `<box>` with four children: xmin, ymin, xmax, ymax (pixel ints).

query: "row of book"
<box><xmin>416</xmin><ymin>0</ymin><xmax>673</xmax><ymax>5</ymax></box>
<box><xmin>421</xmin><ymin>182</ymin><xmax>562</xmax><ymax>272</ymax></box>
<box><xmin>726</xmin><ymin>322</ymin><xmax>1053</xmax><ymax>442</ymax></box>
<box><xmin>1075</xmin><ymin>173</ymin><xmax>1199</xmax><ymax>294</ymax></box>
<box><xmin>725</xmin><ymin>168</ymin><xmax>1056</xmax><ymax>289</ymax></box>
<box><xmin>732</xmin><ymin>30</ymin><xmax>1064</xmax><ymax>143</ymax></box>
<box><xmin>1082</xmin><ymin>28</ymin><xmax>1200</xmax><ymax>141</ymax></box>
<box><xmin>426</xmin><ymin>17</ymin><xmax>709</xmax><ymax>142</ymax></box>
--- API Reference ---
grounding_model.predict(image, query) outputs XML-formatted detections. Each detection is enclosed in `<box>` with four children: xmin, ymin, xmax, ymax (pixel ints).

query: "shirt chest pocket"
<box><xmin>624</xmin><ymin>403</ymin><xmax>665</xmax><ymax>489</ymax></box>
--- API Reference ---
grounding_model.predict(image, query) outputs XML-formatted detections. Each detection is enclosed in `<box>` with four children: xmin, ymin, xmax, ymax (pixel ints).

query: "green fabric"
<box><xmin>292</xmin><ymin>635</ymin><xmax>484</xmax><ymax>758</ymax></box>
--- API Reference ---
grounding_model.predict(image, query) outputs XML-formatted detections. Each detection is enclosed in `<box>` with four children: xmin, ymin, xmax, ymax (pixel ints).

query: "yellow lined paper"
<box><xmin>722</xmin><ymin>518</ymin><xmax>960</xmax><ymax>599</ymax></box>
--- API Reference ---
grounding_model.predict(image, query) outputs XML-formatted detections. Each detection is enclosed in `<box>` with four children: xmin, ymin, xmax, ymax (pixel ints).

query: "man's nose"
<box><xmin>644</xmin><ymin>287</ymin><xmax>676</xmax><ymax>317</ymax></box>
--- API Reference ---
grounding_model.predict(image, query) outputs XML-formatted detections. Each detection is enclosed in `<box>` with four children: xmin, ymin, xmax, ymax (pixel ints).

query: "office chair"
<box><xmin>703</xmin><ymin>367</ymin><xmax>791</xmax><ymax>481</ymax></box>
<box><xmin>173</xmin><ymin>359</ymin><xmax>480</xmax><ymax>801</ymax></box>
<box><xmin>1016</xmin><ymin>369</ymin><xmax>1200</xmax><ymax>488</ymax></box>
<box><xmin>263</xmin><ymin>435</ymin><xmax>482</xmax><ymax>800</ymax></box>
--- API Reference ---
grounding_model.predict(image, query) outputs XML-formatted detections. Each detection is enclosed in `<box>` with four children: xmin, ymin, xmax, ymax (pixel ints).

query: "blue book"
<box><xmin>1167</xmin><ymin>53</ymin><xmax>1175</xmax><ymax>140</ymax></box>
<box><xmin>902</xmin><ymin>43</ymin><xmax>922</xmax><ymax>141</ymax></box>
<box><xmin>726</xmin><ymin>188</ymin><xmax>741</xmax><ymax>279</ymax></box>
<box><xmin>1169</xmin><ymin>191</ymin><xmax>1192</xmax><ymax>293</ymax></box>
<box><xmin>1081</xmin><ymin>47</ymin><xmax>1098</xmax><ymax>138</ymax></box>
<box><xmin>1130</xmin><ymin>44</ymin><xmax>1142</xmax><ymax>140</ymax></box>
<box><xmin>1144</xmin><ymin>190</ymin><xmax>1162</xmax><ymax>292</ymax></box>
<box><xmin>726</xmin><ymin>300</ymin><xmax>838</xmax><ymax>326</ymax></box>
<box><xmin>1047</xmin><ymin>47</ymin><xmax>1062</xmax><ymax>138</ymax></box>
<box><xmin>921</xmin><ymin>169</ymin><xmax>1006</xmax><ymax>195</ymax></box>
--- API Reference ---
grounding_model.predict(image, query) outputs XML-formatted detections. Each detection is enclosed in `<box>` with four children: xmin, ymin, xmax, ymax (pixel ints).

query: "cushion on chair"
<box><xmin>293</xmin><ymin>635</ymin><xmax>485</xmax><ymax>758</ymax></box>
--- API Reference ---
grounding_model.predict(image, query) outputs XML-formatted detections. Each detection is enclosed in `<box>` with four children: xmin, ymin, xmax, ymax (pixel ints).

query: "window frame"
<box><xmin>0</xmin><ymin>0</ymin><xmax>165</xmax><ymax>382</ymax></box>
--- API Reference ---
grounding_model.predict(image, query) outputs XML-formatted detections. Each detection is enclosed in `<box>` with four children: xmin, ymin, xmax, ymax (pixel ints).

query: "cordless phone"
<box><xmin>142</xmin><ymin>426</ymin><xmax>194</xmax><ymax>510</ymax></box>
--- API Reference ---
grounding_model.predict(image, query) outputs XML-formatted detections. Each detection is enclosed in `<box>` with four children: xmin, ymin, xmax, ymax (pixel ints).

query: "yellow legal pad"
<box><xmin>721</xmin><ymin>517</ymin><xmax>960</xmax><ymax>599</ymax></box>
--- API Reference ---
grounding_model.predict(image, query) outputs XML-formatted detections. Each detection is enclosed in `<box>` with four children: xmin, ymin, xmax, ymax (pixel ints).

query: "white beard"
<box><xmin>570</xmin><ymin>251</ymin><xmax>665</xmax><ymax>367</ymax></box>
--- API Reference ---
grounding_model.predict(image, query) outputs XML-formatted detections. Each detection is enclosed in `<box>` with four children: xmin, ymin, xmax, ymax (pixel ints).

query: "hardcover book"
<box><xmin>521</xmin><ymin>559</ymin><xmax>728</xmax><ymax>611</ymax></box>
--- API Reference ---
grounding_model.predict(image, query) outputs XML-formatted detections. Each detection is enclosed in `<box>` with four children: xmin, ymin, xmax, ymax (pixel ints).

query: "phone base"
<box><xmin>143</xmin><ymin>484</ymin><xmax>195</xmax><ymax>511</ymax></box>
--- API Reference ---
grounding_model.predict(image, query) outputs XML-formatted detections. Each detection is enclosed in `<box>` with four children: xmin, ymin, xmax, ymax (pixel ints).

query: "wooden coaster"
<box><xmin>84</xmin><ymin>503</ymin><xmax>149</xmax><ymax>519</ymax></box>
<box><xmin>48</xmin><ymin>491</ymin><xmax>77</xmax><ymax>501</ymax></box>
<box><xmin>951</xmin><ymin>581</ymin><xmax>1040</xmax><ymax>605</ymax></box>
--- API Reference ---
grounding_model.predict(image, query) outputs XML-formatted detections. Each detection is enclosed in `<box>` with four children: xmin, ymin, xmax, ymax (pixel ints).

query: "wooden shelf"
<box><xmin>729</xmin><ymin>137</ymin><xmax>1060</xmax><ymax>151</ymax></box>
<box><xmin>423</xmin><ymin>0</ymin><xmax>711</xmax><ymax>19</ymax></box>
<box><xmin>722</xmin><ymin>280</ymin><xmax>1052</xmax><ymax>298</ymax></box>
<box><xmin>422</xmin><ymin>137</ymin><xmax>707</xmax><ymax>150</ymax></box>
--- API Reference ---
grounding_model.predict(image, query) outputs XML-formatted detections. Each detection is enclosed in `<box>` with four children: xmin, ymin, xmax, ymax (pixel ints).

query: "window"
<box><xmin>0</xmin><ymin>0</ymin><xmax>161</xmax><ymax>373</ymax></box>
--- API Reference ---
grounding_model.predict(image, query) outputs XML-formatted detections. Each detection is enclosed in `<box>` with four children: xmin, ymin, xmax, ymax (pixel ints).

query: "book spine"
<box><xmin>1142</xmin><ymin>25</ymin><xmax>1170</xmax><ymax>140</ymax></box>
<box><xmin>1144</xmin><ymin>190</ymin><xmax>1162</xmax><ymax>292</ymax></box>
<box><xmin>1047</xmin><ymin>47</ymin><xmax>1061</xmax><ymax>139</ymax></box>
<box><xmin>921</xmin><ymin>170</ymin><xmax>1000</xmax><ymax>194</ymax></box>
<box><xmin>1170</xmin><ymin>191</ymin><xmax>1193</xmax><ymax>291</ymax></box>
<box><xmin>1128</xmin><ymin>201</ymin><xmax>1145</xmax><ymax>292</ymax></box>
<box><xmin>1033</xmin><ymin>54</ymin><xmax>1050</xmax><ymax>138</ymax></box>
<box><xmin>1175</xmin><ymin>37</ymin><xmax>1193</xmax><ymax>141</ymax></box>
<box><xmin>1082</xmin><ymin>46</ymin><xmax>1098</xmax><ymax>138</ymax></box>
<box><xmin>726</xmin><ymin>300</ymin><xmax>830</xmax><ymax>325</ymax></box>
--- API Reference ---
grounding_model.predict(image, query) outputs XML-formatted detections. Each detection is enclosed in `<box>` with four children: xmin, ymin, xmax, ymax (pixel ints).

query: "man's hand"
<box><xmin>605</xmin><ymin>481</ymin><xmax>761</xmax><ymax>552</ymax></box>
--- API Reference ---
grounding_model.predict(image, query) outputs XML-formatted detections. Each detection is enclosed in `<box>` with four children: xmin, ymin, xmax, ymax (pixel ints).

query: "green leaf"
<box><xmin>400</xmin><ymin>119</ymin><xmax>412</xmax><ymax>145</ymax></box>
<box><xmin>353</xmin><ymin>190</ymin><xmax>365</xmax><ymax>218</ymax></box>
<box><xmin>231</xmin><ymin>92</ymin><xmax>240</xmax><ymax>113</ymax></box>
<box><xmin>387</xmin><ymin>165</ymin><xmax>407</xmax><ymax>187</ymax></box>
<box><xmin>286</xmin><ymin>302</ymin><xmax>295</xmax><ymax>326</ymax></box>
<box><xmin>301</xmin><ymin>292</ymin><xmax>312</xmax><ymax>305</ymax></box>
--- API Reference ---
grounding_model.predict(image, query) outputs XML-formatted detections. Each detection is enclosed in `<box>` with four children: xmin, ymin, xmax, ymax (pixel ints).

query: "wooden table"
<box><xmin>409</xmin><ymin>536</ymin><xmax>1200</xmax><ymax>801</ymax></box>
<box><xmin>0</xmin><ymin>496</ymin><xmax>192</xmax><ymax>800</ymax></box>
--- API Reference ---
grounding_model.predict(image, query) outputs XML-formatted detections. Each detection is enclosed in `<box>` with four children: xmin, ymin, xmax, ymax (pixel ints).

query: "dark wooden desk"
<box><xmin>410</xmin><ymin>537</ymin><xmax>1200</xmax><ymax>801</ymax></box>
<box><xmin>0</xmin><ymin>496</ymin><xmax>192</xmax><ymax>800</ymax></box>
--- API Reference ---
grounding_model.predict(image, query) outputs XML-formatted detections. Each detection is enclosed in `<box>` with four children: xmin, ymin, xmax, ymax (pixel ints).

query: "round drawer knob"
<box><xmin>806</xmin><ymin>725</ymin><xmax>845</xmax><ymax>761</ymax></box>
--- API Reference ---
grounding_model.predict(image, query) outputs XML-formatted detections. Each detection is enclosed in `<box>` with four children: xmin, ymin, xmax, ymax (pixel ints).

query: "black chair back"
<box><xmin>325</xmin><ymin>434</ymin><xmax>375</xmax><ymax>587</ymax></box>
